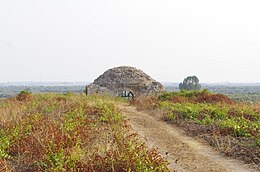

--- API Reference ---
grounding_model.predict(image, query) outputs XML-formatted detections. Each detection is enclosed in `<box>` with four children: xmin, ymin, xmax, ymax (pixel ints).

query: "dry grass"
<box><xmin>0</xmin><ymin>93</ymin><xmax>170</xmax><ymax>171</ymax></box>
<box><xmin>130</xmin><ymin>96</ymin><xmax>158</xmax><ymax>111</ymax></box>
<box><xmin>252</xmin><ymin>103</ymin><xmax>260</xmax><ymax>113</ymax></box>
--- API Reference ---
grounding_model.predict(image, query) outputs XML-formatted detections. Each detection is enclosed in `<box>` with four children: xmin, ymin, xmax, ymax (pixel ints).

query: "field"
<box><xmin>1</xmin><ymin>84</ymin><xmax>260</xmax><ymax>171</ymax></box>
<box><xmin>0</xmin><ymin>85</ymin><xmax>85</xmax><ymax>98</ymax></box>
<box><xmin>0</xmin><ymin>92</ymin><xmax>169</xmax><ymax>171</ymax></box>
<box><xmin>131</xmin><ymin>90</ymin><xmax>260</xmax><ymax>166</ymax></box>
<box><xmin>165</xmin><ymin>84</ymin><xmax>260</xmax><ymax>103</ymax></box>
<box><xmin>1</xmin><ymin>83</ymin><xmax>260</xmax><ymax>103</ymax></box>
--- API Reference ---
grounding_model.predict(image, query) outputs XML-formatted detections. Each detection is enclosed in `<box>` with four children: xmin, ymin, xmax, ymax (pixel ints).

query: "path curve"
<box><xmin>118</xmin><ymin>104</ymin><xmax>257</xmax><ymax>172</ymax></box>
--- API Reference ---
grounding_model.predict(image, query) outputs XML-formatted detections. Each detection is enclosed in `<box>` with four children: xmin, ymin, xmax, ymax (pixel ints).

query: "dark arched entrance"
<box><xmin>121</xmin><ymin>90</ymin><xmax>134</xmax><ymax>100</ymax></box>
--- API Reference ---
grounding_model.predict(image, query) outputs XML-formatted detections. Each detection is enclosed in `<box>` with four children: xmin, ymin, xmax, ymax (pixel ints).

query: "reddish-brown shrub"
<box><xmin>16</xmin><ymin>91</ymin><xmax>33</xmax><ymax>102</ymax></box>
<box><xmin>195</xmin><ymin>94</ymin><xmax>236</xmax><ymax>104</ymax></box>
<box><xmin>169</xmin><ymin>96</ymin><xmax>190</xmax><ymax>103</ymax></box>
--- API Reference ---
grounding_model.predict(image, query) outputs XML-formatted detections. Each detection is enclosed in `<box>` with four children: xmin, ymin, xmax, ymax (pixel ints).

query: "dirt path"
<box><xmin>118</xmin><ymin>104</ymin><xmax>257</xmax><ymax>172</ymax></box>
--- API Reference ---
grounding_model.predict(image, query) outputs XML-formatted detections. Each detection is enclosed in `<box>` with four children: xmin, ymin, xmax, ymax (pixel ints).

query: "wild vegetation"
<box><xmin>1</xmin><ymin>84</ymin><xmax>260</xmax><ymax>103</ymax></box>
<box><xmin>166</xmin><ymin>84</ymin><xmax>260</xmax><ymax>103</ymax></box>
<box><xmin>0</xmin><ymin>85</ymin><xmax>85</xmax><ymax>98</ymax></box>
<box><xmin>227</xmin><ymin>93</ymin><xmax>260</xmax><ymax>103</ymax></box>
<box><xmin>0</xmin><ymin>92</ymin><xmax>169</xmax><ymax>171</ymax></box>
<box><xmin>131</xmin><ymin>90</ymin><xmax>260</xmax><ymax>166</ymax></box>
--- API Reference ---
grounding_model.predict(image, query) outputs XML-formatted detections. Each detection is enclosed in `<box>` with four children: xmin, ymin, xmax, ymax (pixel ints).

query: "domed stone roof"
<box><xmin>87</xmin><ymin>66</ymin><xmax>164</xmax><ymax>96</ymax></box>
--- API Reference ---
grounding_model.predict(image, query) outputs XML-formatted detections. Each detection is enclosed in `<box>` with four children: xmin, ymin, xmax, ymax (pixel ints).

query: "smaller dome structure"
<box><xmin>86</xmin><ymin>66</ymin><xmax>164</xmax><ymax>97</ymax></box>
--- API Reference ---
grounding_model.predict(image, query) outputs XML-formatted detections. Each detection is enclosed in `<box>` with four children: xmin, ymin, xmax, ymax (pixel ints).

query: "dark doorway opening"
<box><xmin>121</xmin><ymin>90</ymin><xmax>134</xmax><ymax>100</ymax></box>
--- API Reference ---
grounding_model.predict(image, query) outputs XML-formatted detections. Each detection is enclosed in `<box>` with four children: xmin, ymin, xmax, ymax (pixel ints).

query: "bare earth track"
<box><xmin>118</xmin><ymin>104</ymin><xmax>258</xmax><ymax>172</ymax></box>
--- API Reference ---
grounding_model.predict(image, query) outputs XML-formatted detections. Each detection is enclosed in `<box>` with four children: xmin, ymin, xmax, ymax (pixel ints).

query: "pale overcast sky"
<box><xmin>0</xmin><ymin>0</ymin><xmax>260</xmax><ymax>83</ymax></box>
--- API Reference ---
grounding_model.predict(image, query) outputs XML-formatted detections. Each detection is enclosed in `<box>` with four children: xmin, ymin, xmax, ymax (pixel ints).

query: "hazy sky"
<box><xmin>1</xmin><ymin>0</ymin><xmax>260</xmax><ymax>83</ymax></box>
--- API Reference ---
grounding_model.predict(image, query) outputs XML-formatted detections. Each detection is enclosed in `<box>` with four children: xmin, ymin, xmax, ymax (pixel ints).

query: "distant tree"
<box><xmin>179</xmin><ymin>76</ymin><xmax>201</xmax><ymax>90</ymax></box>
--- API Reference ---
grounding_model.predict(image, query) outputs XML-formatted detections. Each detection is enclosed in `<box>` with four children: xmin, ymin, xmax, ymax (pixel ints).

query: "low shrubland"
<box><xmin>131</xmin><ymin>90</ymin><xmax>260</xmax><ymax>165</ymax></box>
<box><xmin>0</xmin><ymin>93</ymin><xmax>169</xmax><ymax>171</ymax></box>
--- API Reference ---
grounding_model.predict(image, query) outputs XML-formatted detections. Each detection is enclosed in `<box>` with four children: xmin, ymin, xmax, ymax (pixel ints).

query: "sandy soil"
<box><xmin>118</xmin><ymin>104</ymin><xmax>258</xmax><ymax>172</ymax></box>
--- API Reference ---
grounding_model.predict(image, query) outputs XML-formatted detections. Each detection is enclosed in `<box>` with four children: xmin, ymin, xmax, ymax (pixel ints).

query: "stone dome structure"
<box><xmin>86</xmin><ymin>66</ymin><xmax>164</xmax><ymax>96</ymax></box>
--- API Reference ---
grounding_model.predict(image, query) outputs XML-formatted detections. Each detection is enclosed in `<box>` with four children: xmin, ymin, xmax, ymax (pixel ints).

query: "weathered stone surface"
<box><xmin>86</xmin><ymin>66</ymin><xmax>164</xmax><ymax>96</ymax></box>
